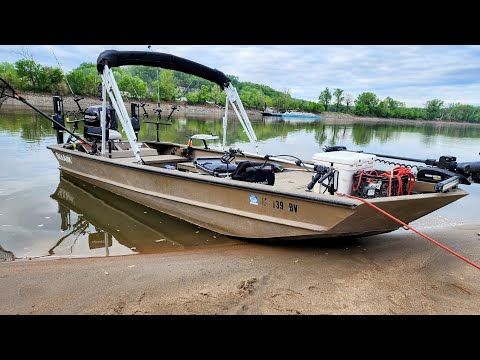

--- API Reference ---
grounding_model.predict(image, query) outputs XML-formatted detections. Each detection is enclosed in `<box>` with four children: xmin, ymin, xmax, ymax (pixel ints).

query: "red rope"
<box><xmin>337</xmin><ymin>192</ymin><xmax>480</xmax><ymax>270</ymax></box>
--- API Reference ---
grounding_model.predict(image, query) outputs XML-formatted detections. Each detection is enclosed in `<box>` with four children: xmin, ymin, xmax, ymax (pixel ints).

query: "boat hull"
<box><xmin>48</xmin><ymin>145</ymin><xmax>468</xmax><ymax>240</ymax></box>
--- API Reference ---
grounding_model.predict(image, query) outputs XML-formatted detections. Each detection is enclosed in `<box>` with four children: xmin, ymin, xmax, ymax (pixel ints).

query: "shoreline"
<box><xmin>1</xmin><ymin>91</ymin><xmax>262</xmax><ymax>119</ymax></box>
<box><xmin>1</xmin><ymin>223</ymin><xmax>479</xmax><ymax>314</ymax></box>
<box><xmin>3</xmin><ymin>91</ymin><xmax>480</xmax><ymax>127</ymax></box>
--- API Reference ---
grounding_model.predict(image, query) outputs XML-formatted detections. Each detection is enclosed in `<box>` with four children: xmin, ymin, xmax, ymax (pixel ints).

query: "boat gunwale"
<box><xmin>48</xmin><ymin>144</ymin><xmax>358</xmax><ymax>208</ymax></box>
<box><xmin>47</xmin><ymin>144</ymin><xmax>468</xmax><ymax>207</ymax></box>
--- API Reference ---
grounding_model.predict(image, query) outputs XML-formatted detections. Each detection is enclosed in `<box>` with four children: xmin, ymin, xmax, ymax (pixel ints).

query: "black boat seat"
<box><xmin>194</xmin><ymin>157</ymin><xmax>238</xmax><ymax>175</ymax></box>
<box><xmin>194</xmin><ymin>157</ymin><xmax>275</xmax><ymax>185</ymax></box>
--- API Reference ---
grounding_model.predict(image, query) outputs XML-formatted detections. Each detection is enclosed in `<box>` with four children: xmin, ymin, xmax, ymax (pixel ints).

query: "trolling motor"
<box><xmin>52</xmin><ymin>96</ymin><xmax>65</xmax><ymax>144</ymax></box>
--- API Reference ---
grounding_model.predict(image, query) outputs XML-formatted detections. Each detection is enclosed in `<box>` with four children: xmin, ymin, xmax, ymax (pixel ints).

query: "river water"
<box><xmin>1</xmin><ymin>108</ymin><xmax>479</xmax><ymax>260</ymax></box>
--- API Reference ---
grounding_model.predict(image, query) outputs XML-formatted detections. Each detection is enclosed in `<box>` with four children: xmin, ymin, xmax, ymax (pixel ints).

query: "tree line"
<box><xmin>1</xmin><ymin>57</ymin><xmax>479</xmax><ymax>123</ymax></box>
<box><xmin>318</xmin><ymin>87</ymin><xmax>480</xmax><ymax>123</ymax></box>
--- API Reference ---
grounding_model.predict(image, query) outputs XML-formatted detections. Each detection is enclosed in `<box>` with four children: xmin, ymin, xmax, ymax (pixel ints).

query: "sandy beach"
<box><xmin>1</xmin><ymin>223</ymin><xmax>479</xmax><ymax>315</ymax></box>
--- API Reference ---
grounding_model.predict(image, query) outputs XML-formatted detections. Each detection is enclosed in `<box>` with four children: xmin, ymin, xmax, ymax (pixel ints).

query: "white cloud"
<box><xmin>1</xmin><ymin>45</ymin><xmax>479</xmax><ymax>107</ymax></box>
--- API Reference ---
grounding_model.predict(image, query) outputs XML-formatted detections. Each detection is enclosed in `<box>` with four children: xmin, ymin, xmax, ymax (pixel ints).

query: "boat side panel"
<box><xmin>49</xmin><ymin>148</ymin><xmax>356</xmax><ymax>238</ymax></box>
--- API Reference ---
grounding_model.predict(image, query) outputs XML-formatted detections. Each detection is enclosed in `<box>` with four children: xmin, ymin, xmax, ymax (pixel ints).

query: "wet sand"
<box><xmin>1</xmin><ymin>224</ymin><xmax>479</xmax><ymax>315</ymax></box>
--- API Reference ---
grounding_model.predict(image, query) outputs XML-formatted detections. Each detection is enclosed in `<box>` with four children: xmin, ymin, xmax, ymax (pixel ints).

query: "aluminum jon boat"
<box><xmin>2</xmin><ymin>50</ymin><xmax>478</xmax><ymax>240</ymax></box>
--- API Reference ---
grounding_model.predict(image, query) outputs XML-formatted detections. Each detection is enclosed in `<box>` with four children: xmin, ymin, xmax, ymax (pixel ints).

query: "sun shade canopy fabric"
<box><xmin>96</xmin><ymin>50</ymin><xmax>231</xmax><ymax>89</ymax></box>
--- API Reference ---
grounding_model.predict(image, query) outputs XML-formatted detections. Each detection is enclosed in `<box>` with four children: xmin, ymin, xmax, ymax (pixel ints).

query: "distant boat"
<box><xmin>261</xmin><ymin>110</ymin><xmax>321</xmax><ymax>119</ymax></box>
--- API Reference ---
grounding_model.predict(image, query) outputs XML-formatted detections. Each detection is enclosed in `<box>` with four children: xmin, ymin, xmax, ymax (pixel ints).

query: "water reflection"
<box><xmin>1</xmin><ymin>107</ymin><xmax>480</xmax><ymax>149</ymax></box>
<box><xmin>2</xmin><ymin>172</ymin><xmax>237</xmax><ymax>260</ymax></box>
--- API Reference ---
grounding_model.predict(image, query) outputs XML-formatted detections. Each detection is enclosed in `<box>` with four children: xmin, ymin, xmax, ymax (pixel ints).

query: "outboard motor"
<box><xmin>52</xmin><ymin>96</ymin><xmax>65</xmax><ymax>144</ymax></box>
<box><xmin>130</xmin><ymin>103</ymin><xmax>141</xmax><ymax>140</ymax></box>
<box><xmin>83</xmin><ymin>105</ymin><xmax>117</xmax><ymax>141</ymax></box>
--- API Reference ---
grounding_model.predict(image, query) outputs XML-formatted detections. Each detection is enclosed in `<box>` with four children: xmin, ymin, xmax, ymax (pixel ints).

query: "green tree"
<box><xmin>128</xmin><ymin>66</ymin><xmax>158</xmax><ymax>83</ymax></box>
<box><xmin>272</xmin><ymin>89</ymin><xmax>292</xmax><ymax>112</ymax></box>
<box><xmin>424</xmin><ymin>99</ymin><xmax>444</xmax><ymax>120</ymax></box>
<box><xmin>0</xmin><ymin>62</ymin><xmax>20</xmax><ymax>87</ymax></box>
<box><xmin>208</xmin><ymin>85</ymin><xmax>224</xmax><ymax>105</ymax></box>
<box><xmin>318</xmin><ymin>87</ymin><xmax>332</xmax><ymax>111</ymax></box>
<box><xmin>384</xmin><ymin>96</ymin><xmax>405</xmax><ymax>110</ymax></box>
<box><xmin>333</xmin><ymin>88</ymin><xmax>344</xmax><ymax>112</ymax></box>
<box><xmin>185</xmin><ymin>90</ymin><xmax>200</xmax><ymax>104</ymax></box>
<box><xmin>354</xmin><ymin>92</ymin><xmax>379</xmax><ymax>116</ymax></box>
<box><xmin>66</xmin><ymin>63</ymin><xmax>100</xmax><ymax>96</ymax></box>
<box><xmin>117</xmin><ymin>73</ymin><xmax>147</xmax><ymax>99</ymax></box>
<box><xmin>151</xmin><ymin>69</ymin><xmax>178</xmax><ymax>101</ymax></box>
<box><xmin>0</xmin><ymin>62</ymin><xmax>15</xmax><ymax>75</ymax></box>
<box><xmin>15</xmin><ymin>59</ymin><xmax>44</xmax><ymax>90</ymax></box>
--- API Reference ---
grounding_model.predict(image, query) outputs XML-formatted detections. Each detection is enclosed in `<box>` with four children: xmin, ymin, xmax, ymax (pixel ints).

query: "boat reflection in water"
<box><xmin>49</xmin><ymin>172</ymin><xmax>236</xmax><ymax>259</ymax></box>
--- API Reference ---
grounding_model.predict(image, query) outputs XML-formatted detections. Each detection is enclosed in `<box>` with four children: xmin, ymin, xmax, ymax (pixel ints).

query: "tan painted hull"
<box><xmin>47</xmin><ymin>144</ymin><xmax>468</xmax><ymax>240</ymax></box>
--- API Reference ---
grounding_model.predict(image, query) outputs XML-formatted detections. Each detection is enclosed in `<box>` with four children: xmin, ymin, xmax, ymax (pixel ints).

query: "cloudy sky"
<box><xmin>1</xmin><ymin>45</ymin><xmax>479</xmax><ymax>107</ymax></box>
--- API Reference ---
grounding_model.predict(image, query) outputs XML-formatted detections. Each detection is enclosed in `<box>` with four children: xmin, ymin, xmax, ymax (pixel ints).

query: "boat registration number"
<box><xmin>272</xmin><ymin>200</ymin><xmax>298</xmax><ymax>213</ymax></box>
<box><xmin>250</xmin><ymin>195</ymin><xmax>298</xmax><ymax>213</ymax></box>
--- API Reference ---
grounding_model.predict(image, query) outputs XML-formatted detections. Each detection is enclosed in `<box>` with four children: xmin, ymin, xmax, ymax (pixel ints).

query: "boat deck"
<box><xmin>109</xmin><ymin>153</ymin><xmax>314</xmax><ymax>193</ymax></box>
<box><xmin>273</xmin><ymin>170</ymin><xmax>313</xmax><ymax>192</ymax></box>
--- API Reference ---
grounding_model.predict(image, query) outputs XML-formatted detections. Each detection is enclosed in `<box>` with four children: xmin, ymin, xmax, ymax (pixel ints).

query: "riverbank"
<box><xmin>321</xmin><ymin>111</ymin><xmax>480</xmax><ymax>128</ymax></box>
<box><xmin>1</xmin><ymin>223</ymin><xmax>479</xmax><ymax>314</ymax></box>
<box><xmin>3</xmin><ymin>92</ymin><xmax>480</xmax><ymax>127</ymax></box>
<box><xmin>1</xmin><ymin>91</ymin><xmax>263</xmax><ymax>119</ymax></box>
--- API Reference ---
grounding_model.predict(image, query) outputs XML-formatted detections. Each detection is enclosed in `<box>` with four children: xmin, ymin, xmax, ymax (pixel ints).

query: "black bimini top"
<box><xmin>97</xmin><ymin>50</ymin><xmax>231</xmax><ymax>88</ymax></box>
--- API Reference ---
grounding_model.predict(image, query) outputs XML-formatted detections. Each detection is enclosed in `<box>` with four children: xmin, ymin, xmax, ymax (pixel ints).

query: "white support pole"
<box><xmin>228</xmin><ymin>85</ymin><xmax>256</xmax><ymax>140</ymax></box>
<box><xmin>223</xmin><ymin>83</ymin><xmax>258</xmax><ymax>152</ymax></box>
<box><xmin>101</xmin><ymin>65</ymin><xmax>142</xmax><ymax>163</ymax></box>
<box><xmin>222</xmin><ymin>93</ymin><xmax>228</xmax><ymax>150</ymax></box>
<box><xmin>101</xmin><ymin>82</ymin><xmax>107</xmax><ymax>156</ymax></box>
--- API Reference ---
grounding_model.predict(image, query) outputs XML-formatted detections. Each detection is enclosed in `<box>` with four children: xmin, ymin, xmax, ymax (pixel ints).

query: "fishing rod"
<box><xmin>0</xmin><ymin>77</ymin><xmax>92</xmax><ymax>150</ymax></box>
<box><xmin>50</xmin><ymin>48</ymin><xmax>84</xmax><ymax>115</ymax></box>
<box><xmin>126</xmin><ymin>75</ymin><xmax>149</xmax><ymax>118</ymax></box>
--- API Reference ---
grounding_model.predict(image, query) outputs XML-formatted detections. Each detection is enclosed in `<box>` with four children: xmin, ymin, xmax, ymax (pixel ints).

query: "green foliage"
<box><xmin>127</xmin><ymin>66</ymin><xmax>158</xmax><ymax>83</ymax></box>
<box><xmin>66</xmin><ymin>63</ymin><xmax>100</xmax><ymax>96</ymax></box>
<box><xmin>0</xmin><ymin>62</ymin><xmax>15</xmax><ymax>74</ymax></box>
<box><xmin>3</xmin><ymin>59</ymin><xmax>65</xmax><ymax>93</ymax></box>
<box><xmin>424</xmin><ymin>99</ymin><xmax>444</xmax><ymax>120</ymax></box>
<box><xmin>442</xmin><ymin>103</ymin><xmax>480</xmax><ymax>123</ymax></box>
<box><xmin>119</xmin><ymin>74</ymin><xmax>147</xmax><ymax>99</ymax></box>
<box><xmin>333</xmin><ymin>88</ymin><xmax>344</xmax><ymax>112</ymax></box>
<box><xmin>318</xmin><ymin>87</ymin><xmax>332</xmax><ymax>111</ymax></box>
<box><xmin>208</xmin><ymin>85</ymin><xmax>225</xmax><ymax>106</ymax></box>
<box><xmin>151</xmin><ymin>69</ymin><xmax>179</xmax><ymax>101</ymax></box>
<box><xmin>354</xmin><ymin>92</ymin><xmax>379</xmax><ymax>116</ymax></box>
<box><xmin>15</xmin><ymin>59</ymin><xmax>43</xmax><ymax>89</ymax></box>
<box><xmin>1</xmin><ymin>57</ymin><xmax>479</xmax><ymax>124</ymax></box>
<box><xmin>354</xmin><ymin>102</ymin><xmax>369</xmax><ymax>116</ymax></box>
<box><xmin>185</xmin><ymin>90</ymin><xmax>200</xmax><ymax>104</ymax></box>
